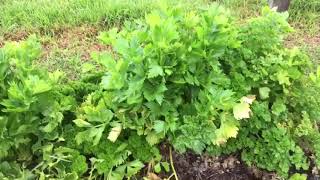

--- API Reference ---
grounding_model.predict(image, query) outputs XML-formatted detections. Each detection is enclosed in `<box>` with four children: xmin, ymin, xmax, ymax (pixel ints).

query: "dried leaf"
<box><xmin>107</xmin><ymin>124</ymin><xmax>122</xmax><ymax>142</ymax></box>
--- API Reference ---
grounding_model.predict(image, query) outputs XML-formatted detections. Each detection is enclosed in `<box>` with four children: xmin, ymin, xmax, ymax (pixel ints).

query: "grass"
<box><xmin>43</xmin><ymin>53</ymin><xmax>83</xmax><ymax>79</ymax></box>
<box><xmin>0</xmin><ymin>0</ymin><xmax>160</xmax><ymax>35</ymax></box>
<box><xmin>1</xmin><ymin>0</ymin><xmax>317</xmax><ymax>37</ymax></box>
<box><xmin>289</xmin><ymin>0</ymin><xmax>320</xmax><ymax>35</ymax></box>
<box><xmin>0</xmin><ymin>0</ymin><xmax>208</xmax><ymax>35</ymax></box>
<box><xmin>214</xmin><ymin>0</ymin><xmax>267</xmax><ymax>18</ymax></box>
<box><xmin>35</xmin><ymin>25</ymin><xmax>108</xmax><ymax>79</ymax></box>
<box><xmin>0</xmin><ymin>0</ymin><xmax>318</xmax><ymax>35</ymax></box>
<box><xmin>304</xmin><ymin>45</ymin><xmax>320</xmax><ymax>64</ymax></box>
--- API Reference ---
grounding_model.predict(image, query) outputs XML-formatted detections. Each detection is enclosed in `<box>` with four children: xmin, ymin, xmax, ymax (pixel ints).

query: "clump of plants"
<box><xmin>1</xmin><ymin>4</ymin><xmax>320</xmax><ymax>179</ymax></box>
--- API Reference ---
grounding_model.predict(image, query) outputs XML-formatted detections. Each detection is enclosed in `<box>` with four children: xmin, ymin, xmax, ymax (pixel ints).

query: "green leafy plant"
<box><xmin>289</xmin><ymin>173</ymin><xmax>307</xmax><ymax>180</ymax></box>
<box><xmin>79</xmin><ymin>4</ymin><xmax>320</xmax><ymax>178</ymax></box>
<box><xmin>0</xmin><ymin>36</ymin><xmax>79</xmax><ymax>178</ymax></box>
<box><xmin>205</xmin><ymin>7</ymin><xmax>320</xmax><ymax>177</ymax></box>
<box><xmin>91</xmin><ymin>3</ymin><xmax>246</xmax><ymax>153</ymax></box>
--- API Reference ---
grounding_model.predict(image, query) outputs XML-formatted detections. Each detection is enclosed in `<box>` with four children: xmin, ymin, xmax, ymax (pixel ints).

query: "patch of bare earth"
<box><xmin>1</xmin><ymin>25</ymin><xmax>110</xmax><ymax>60</ymax></box>
<box><xmin>285</xmin><ymin>29</ymin><xmax>320</xmax><ymax>49</ymax></box>
<box><xmin>170</xmin><ymin>153</ymin><xmax>261</xmax><ymax>180</ymax></box>
<box><xmin>41</xmin><ymin>26</ymin><xmax>110</xmax><ymax>61</ymax></box>
<box><xmin>304</xmin><ymin>35</ymin><xmax>320</xmax><ymax>47</ymax></box>
<box><xmin>147</xmin><ymin>144</ymin><xmax>278</xmax><ymax>180</ymax></box>
<box><xmin>172</xmin><ymin>152</ymin><xmax>285</xmax><ymax>180</ymax></box>
<box><xmin>144</xmin><ymin>143</ymin><xmax>320</xmax><ymax>180</ymax></box>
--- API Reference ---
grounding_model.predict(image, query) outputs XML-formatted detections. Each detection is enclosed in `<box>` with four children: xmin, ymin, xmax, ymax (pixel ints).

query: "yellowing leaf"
<box><xmin>233</xmin><ymin>103</ymin><xmax>251</xmax><ymax>120</ymax></box>
<box><xmin>213</xmin><ymin>121</ymin><xmax>239</xmax><ymax>145</ymax></box>
<box><xmin>224</xmin><ymin>125</ymin><xmax>238</xmax><ymax>138</ymax></box>
<box><xmin>185</xmin><ymin>11</ymin><xmax>200</xmax><ymax>27</ymax></box>
<box><xmin>213</xmin><ymin>137</ymin><xmax>226</xmax><ymax>146</ymax></box>
<box><xmin>289</xmin><ymin>173</ymin><xmax>307</xmax><ymax>180</ymax></box>
<box><xmin>107</xmin><ymin>124</ymin><xmax>122</xmax><ymax>142</ymax></box>
<box><xmin>215</xmin><ymin>15</ymin><xmax>228</xmax><ymax>25</ymax></box>
<box><xmin>146</xmin><ymin>14</ymin><xmax>161</xmax><ymax>27</ymax></box>
<box><xmin>240</xmin><ymin>95</ymin><xmax>256</xmax><ymax>104</ymax></box>
<box><xmin>146</xmin><ymin>132</ymin><xmax>161</xmax><ymax>145</ymax></box>
<box><xmin>73</xmin><ymin>119</ymin><xmax>92</xmax><ymax>128</ymax></box>
<box><xmin>49</xmin><ymin>70</ymin><xmax>64</xmax><ymax>83</ymax></box>
<box><xmin>277</xmin><ymin>71</ymin><xmax>290</xmax><ymax>85</ymax></box>
<box><xmin>234</xmin><ymin>95</ymin><xmax>256</xmax><ymax>120</ymax></box>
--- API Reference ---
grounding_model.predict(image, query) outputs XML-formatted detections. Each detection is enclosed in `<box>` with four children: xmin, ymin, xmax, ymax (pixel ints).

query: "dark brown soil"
<box><xmin>154</xmin><ymin>143</ymin><xmax>320</xmax><ymax>180</ymax></box>
<box><xmin>172</xmin><ymin>152</ymin><xmax>256</xmax><ymax>180</ymax></box>
<box><xmin>166</xmin><ymin>151</ymin><xmax>320</xmax><ymax>180</ymax></box>
<box><xmin>153</xmin><ymin>144</ymin><xmax>279</xmax><ymax>180</ymax></box>
<box><xmin>171</xmin><ymin>151</ymin><xmax>281</xmax><ymax>180</ymax></box>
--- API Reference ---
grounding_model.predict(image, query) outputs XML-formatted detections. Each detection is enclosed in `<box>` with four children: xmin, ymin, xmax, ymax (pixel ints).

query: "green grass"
<box><xmin>1</xmin><ymin>0</ymin><xmax>318</xmax><ymax>35</ymax></box>
<box><xmin>0</xmin><ymin>0</ymin><xmax>208</xmax><ymax>35</ymax></box>
<box><xmin>34</xmin><ymin>26</ymin><xmax>103</xmax><ymax>79</ymax></box>
<box><xmin>214</xmin><ymin>0</ymin><xmax>266</xmax><ymax>18</ymax></box>
<box><xmin>0</xmin><ymin>0</ymin><xmax>159</xmax><ymax>35</ymax></box>
<box><xmin>304</xmin><ymin>45</ymin><xmax>320</xmax><ymax>65</ymax></box>
<box><xmin>289</xmin><ymin>0</ymin><xmax>320</xmax><ymax>35</ymax></box>
<box><xmin>42</xmin><ymin>52</ymin><xmax>83</xmax><ymax>79</ymax></box>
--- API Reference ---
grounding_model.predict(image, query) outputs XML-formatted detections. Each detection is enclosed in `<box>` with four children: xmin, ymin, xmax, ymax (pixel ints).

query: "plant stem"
<box><xmin>169</xmin><ymin>147</ymin><xmax>179</xmax><ymax>180</ymax></box>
